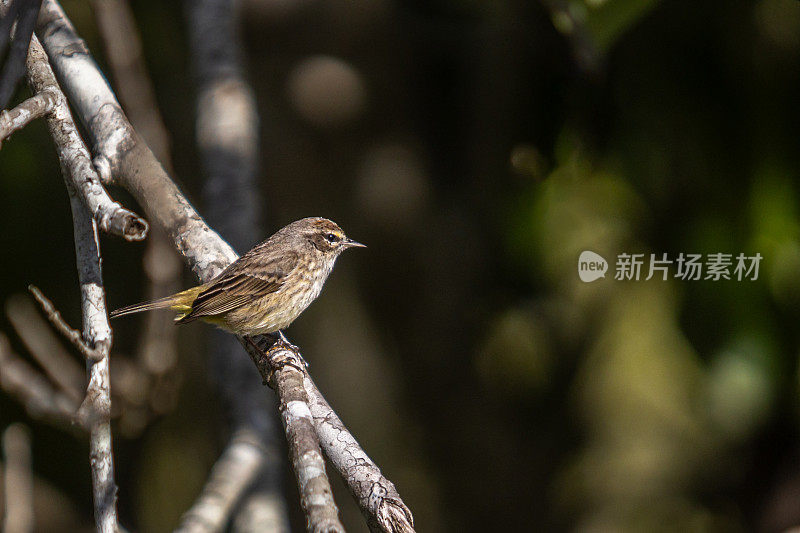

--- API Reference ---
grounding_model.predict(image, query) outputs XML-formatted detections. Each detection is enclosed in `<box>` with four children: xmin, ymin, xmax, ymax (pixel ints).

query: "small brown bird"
<box><xmin>110</xmin><ymin>217</ymin><xmax>364</xmax><ymax>338</ymax></box>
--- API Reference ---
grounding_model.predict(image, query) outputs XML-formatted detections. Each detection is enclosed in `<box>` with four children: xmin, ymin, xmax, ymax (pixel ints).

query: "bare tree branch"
<box><xmin>245</xmin><ymin>341</ymin><xmax>343</xmax><ymax>533</ymax></box>
<box><xmin>66</xmin><ymin>181</ymin><xmax>119</xmax><ymax>533</ymax></box>
<box><xmin>36</xmin><ymin>0</ymin><xmax>234</xmax><ymax>278</ymax></box>
<box><xmin>176</xmin><ymin>428</ymin><xmax>274</xmax><ymax>533</ymax></box>
<box><xmin>26</xmin><ymin>284</ymin><xmax>102</xmax><ymax>362</ymax></box>
<box><xmin>20</xmin><ymin>30</ymin><xmax>148</xmax><ymax>241</ymax></box>
<box><xmin>19</xmin><ymin>28</ymin><xmax>126</xmax><ymax>524</ymax></box>
<box><xmin>306</xmin><ymin>377</ymin><xmax>415</xmax><ymax>533</ymax></box>
<box><xmin>0</xmin><ymin>88</ymin><xmax>55</xmax><ymax>146</ymax></box>
<box><xmin>2</xmin><ymin>423</ymin><xmax>34</xmax><ymax>533</ymax></box>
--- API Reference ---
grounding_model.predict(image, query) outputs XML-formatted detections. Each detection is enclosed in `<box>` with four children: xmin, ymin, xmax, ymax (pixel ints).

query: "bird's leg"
<box><xmin>244</xmin><ymin>335</ymin><xmax>304</xmax><ymax>384</ymax></box>
<box><xmin>245</xmin><ymin>335</ymin><xmax>266</xmax><ymax>354</ymax></box>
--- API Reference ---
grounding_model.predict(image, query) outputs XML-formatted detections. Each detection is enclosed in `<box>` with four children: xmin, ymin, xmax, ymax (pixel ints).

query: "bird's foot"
<box><xmin>271</xmin><ymin>331</ymin><xmax>309</xmax><ymax>370</ymax></box>
<box><xmin>244</xmin><ymin>335</ymin><xmax>305</xmax><ymax>385</ymax></box>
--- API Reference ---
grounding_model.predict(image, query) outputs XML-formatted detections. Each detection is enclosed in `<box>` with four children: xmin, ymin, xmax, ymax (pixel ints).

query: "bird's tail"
<box><xmin>110</xmin><ymin>286</ymin><xmax>205</xmax><ymax>319</ymax></box>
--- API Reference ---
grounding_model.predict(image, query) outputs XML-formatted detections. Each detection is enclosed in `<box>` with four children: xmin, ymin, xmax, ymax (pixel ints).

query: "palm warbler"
<box><xmin>111</xmin><ymin>217</ymin><xmax>364</xmax><ymax>337</ymax></box>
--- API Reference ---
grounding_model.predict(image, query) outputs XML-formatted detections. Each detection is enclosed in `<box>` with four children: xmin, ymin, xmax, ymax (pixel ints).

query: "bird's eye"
<box><xmin>325</xmin><ymin>233</ymin><xmax>341</xmax><ymax>243</ymax></box>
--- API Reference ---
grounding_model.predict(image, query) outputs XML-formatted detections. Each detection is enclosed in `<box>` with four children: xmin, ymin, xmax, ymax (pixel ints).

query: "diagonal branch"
<box><xmin>175</xmin><ymin>428</ymin><xmax>272</xmax><ymax>533</ymax></box>
<box><xmin>245</xmin><ymin>339</ymin><xmax>343</xmax><ymax>532</ymax></box>
<box><xmin>306</xmin><ymin>377</ymin><xmax>414</xmax><ymax>533</ymax></box>
<box><xmin>36</xmin><ymin>0</ymin><xmax>232</xmax><ymax>275</ymax></box>
<box><xmin>27</xmin><ymin>284</ymin><xmax>102</xmax><ymax>361</ymax></box>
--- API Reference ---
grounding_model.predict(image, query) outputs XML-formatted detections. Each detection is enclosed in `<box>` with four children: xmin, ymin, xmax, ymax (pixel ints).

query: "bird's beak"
<box><xmin>345</xmin><ymin>238</ymin><xmax>366</xmax><ymax>249</ymax></box>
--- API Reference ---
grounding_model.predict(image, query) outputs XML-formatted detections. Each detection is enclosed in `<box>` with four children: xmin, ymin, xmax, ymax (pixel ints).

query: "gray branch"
<box><xmin>244</xmin><ymin>342</ymin><xmax>343</xmax><ymax>533</ymax></box>
<box><xmin>306</xmin><ymin>377</ymin><xmax>414</xmax><ymax>533</ymax></box>
<box><xmin>13</xmin><ymin>23</ymin><xmax>124</xmax><ymax>523</ymax></box>
<box><xmin>0</xmin><ymin>89</ymin><xmax>56</xmax><ymax>147</ymax></box>
<box><xmin>175</xmin><ymin>428</ymin><xmax>272</xmax><ymax>533</ymax></box>
<box><xmin>66</xmin><ymin>181</ymin><xmax>119</xmax><ymax>533</ymax></box>
<box><xmin>36</xmin><ymin>0</ymin><xmax>235</xmax><ymax>279</ymax></box>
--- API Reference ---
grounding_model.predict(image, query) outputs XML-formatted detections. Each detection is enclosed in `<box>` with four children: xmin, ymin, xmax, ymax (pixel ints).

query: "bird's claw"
<box><xmin>272</xmin><ymin>331</ymin><xmax>309</xmax><ymax>370</ymax></box>
<box><xmin>262</xmin><ymin>350</ymin><xmax>307</xmax><ymax>385</ymax></box>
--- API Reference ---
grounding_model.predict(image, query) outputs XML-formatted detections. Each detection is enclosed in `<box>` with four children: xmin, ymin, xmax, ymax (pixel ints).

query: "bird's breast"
<box><xmin>237</xmin><ymin>258</ymin><xmax>334</xmax><ymax>336</ymax></box>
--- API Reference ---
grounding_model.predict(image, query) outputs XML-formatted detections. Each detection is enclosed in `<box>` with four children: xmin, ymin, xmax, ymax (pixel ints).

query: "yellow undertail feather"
<box><xmin>110</xmin><ymin>285</ymin><xmax>206</xmax><ymax>319</ymax></box>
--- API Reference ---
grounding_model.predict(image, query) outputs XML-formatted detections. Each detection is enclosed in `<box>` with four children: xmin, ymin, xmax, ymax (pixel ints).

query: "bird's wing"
<box><xmin>178</xmin><ymin>251</ymin><xmax>298</xmax><ymax>322</ymax></box>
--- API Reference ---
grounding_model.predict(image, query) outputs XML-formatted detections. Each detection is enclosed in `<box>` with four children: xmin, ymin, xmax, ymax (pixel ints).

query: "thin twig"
<box><xmin>0</xmin><ymin>88</ymin><xmax>56</xmax><ymax>146</ymax></box>
<box><xmin>27</xmin><ymin>284</ymin><xmax>101</xmax><ymax>362</ymax></box>
<box><xmin>5</xmin><ymin>293</ymin><xmax>85</xmax><ymax>404</ymax></box>
<box><xmin>2</xmin><ymin>423</ymin><xmax>34</xmax><ymax>533</ymax></box>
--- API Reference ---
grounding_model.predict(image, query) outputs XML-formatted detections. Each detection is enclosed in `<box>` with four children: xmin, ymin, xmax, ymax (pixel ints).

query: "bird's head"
<box><xmin>291</xmin><ymin>217</ymin><xmax>365</xmax><ymax>256</ymax></box>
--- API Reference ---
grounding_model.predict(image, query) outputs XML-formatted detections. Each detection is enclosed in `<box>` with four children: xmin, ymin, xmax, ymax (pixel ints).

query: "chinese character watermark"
<box><xmin>578</xmin><ymin>251</ymin><xmax>763</xmax><ymax>282</ymax></box>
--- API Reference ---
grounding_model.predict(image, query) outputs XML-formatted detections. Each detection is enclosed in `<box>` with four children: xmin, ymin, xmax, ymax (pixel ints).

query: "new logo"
<box><xmin>578</xmin><ymin>251</ymin><xmax>608</xmax><ymax>282</ymax></box>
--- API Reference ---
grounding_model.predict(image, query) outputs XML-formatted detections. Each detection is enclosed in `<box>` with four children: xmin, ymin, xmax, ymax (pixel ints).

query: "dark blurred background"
<box><xmin>3</xmin><ymin>0</ymin><xmax>800</xmax><ymax>531</ymax></box>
